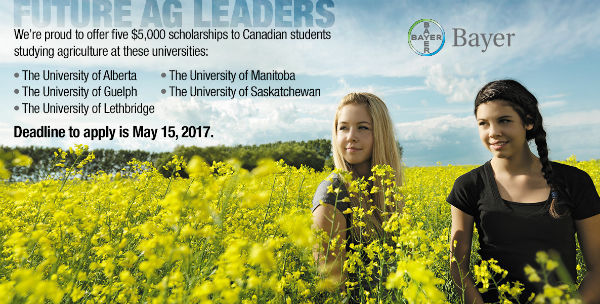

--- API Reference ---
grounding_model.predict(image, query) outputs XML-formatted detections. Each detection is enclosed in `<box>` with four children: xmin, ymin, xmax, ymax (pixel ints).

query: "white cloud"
<box><xmin>543</xmin><ymin>94</ymin><xmax>566</xmax><ymax>99</ymax></box>
<box><xmin>543</xmin><ymin>110</ymin><xmax>600</xmax><ymax>161</ymax></box>
<box><xmin>545</xmin><ymin>110</ymin><xmax>600</xmax><ymax>127</ymax></box>
<box><xmin>328</xmin><ymin>78</ymin><xmax>426</xmax><ymax>99</ymax></box>
<box><xmin>424</xmin><ymin>64</ymin><xmax>483</xmax><ymax>103</ymax></box>
<box><xmin>395</xmin><ymin>114</ymin><xmax>474</xmax><ymax>148</ymax></box>
<box><xmin>153</xmin><ymin>96</ymin><xmax>334</xmax><ymax>146</ymax></box>
<box><xmin>539</xmin><ymin>100</ymin><xmax>566</xmax><ymax>109</ymax></box>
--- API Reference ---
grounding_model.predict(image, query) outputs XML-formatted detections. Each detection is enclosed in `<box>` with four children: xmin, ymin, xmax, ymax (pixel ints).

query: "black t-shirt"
<box><xmin>447</xmin><ymin>161</ymin><xmax>600</xmax><ymax>301</ymax></box>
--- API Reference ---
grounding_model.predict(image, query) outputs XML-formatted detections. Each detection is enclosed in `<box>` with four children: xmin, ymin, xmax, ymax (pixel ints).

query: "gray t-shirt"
<box><xmin>312</xmin><ymin>173</ymin><xmax>388</xmax><ymax>303</ymax></box>
<box><xmin>312</xmin><ymin>173</ymin><xmax>352</xmax><ymax>247</ymax></box>
<box><xmin>312</xmin><ymin>173</ymin><xmax>380</xmax><ymax>254</ymax></box>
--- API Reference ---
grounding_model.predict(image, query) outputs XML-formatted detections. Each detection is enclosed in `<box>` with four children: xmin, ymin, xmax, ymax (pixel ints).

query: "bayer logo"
<box><xmin>408</xmin><ymin>19</ymin><xmax>445</xmax><ymax>56</ymax></box>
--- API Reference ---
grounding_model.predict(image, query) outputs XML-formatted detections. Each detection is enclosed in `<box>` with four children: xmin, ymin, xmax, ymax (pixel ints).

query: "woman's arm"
<box><xmin>450</xmin><ymin>206</ymin><xmax>484</xmax><ymax>304</ymax></box>
<box><xmin>312</xmin><ymin>204</ymin><xmax>347</xmax><ymax>284</ymax></box>
<box><xmin>576</xmin><ymin>214</ymin><xmax>600</xmax><ymax>304</ymax></box>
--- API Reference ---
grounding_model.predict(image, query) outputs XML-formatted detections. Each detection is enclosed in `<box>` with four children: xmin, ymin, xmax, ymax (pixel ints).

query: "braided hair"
<box><xmin>474</xmin><ymin>80</ymin><xmax>563</xmax><ymax>218</ymax></box>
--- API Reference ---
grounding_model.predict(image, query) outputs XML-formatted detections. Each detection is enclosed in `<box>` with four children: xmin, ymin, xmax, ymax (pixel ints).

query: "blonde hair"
<box><xmin>331</xmin><ymin>93</ymin><xmax>403</xmax><ymax>237</ymax></box>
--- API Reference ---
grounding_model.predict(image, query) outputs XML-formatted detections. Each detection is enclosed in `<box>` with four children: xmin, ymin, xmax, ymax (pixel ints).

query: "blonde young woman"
<box><xmin>311</xmin><ymin>92</ymin><xmax>402</xmax><ymax>300</ymax></box>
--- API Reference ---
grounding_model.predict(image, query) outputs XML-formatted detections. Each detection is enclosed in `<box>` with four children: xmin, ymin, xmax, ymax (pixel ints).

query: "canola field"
<box><xmin>0</xmin><ymin>146</ymin><xmax>598</xmax><ymax>303</ymax></box>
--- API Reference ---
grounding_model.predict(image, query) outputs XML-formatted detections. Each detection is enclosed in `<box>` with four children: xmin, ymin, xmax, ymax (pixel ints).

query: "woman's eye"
<box><xmin>499</xmin><ymin>119</ymin><xmax>511</xmax><ymax>124</ymax></box>
<box><xmin>478</xmin><ymin>121</ymin><xmax>487</xmax><ymax>126</ymax></box>
<box><xmin>359</xmin><ymin>126</ymin><xmax>370</xmax><ymax>130</ymax></box>
<box><xmin>338</xmin><ymin>126</ymin><xmax>347</xmax><ymax>131</ymax></box>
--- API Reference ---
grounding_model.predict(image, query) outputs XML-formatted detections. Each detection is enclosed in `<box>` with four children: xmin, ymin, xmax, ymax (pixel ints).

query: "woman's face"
<box><xmin>476</xmin><ymin>100</ymin><xmax>533</xmax><ymax>159</ymax></box>
<box><xmin>336</xmin><ymin>104</ymin><xmax>374</xmax><ymax>173</ymax></box>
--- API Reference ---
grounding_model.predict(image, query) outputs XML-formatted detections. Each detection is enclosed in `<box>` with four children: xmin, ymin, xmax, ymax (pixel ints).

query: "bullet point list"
<box><xmin>161</xmin><ymin>89</ymin><xmax>166</xmax><ymax>94</ymax></box>
<box><xmin>14</xmin><ymin>106</ymin><xmax>19</xmax><ymax>111</ymax></box>
<box><xmin>14</xmin><ymin>89</ymin><xmax>19</xmax><ymax>94</ymax></box>
<box><xmin>161</xmin><ymin>73</ymin><xmax>166</xmax><ymax>78</ymax></box>
<box><xmin>14</xmin><ymin>73</ymin><xmax>19</xmax><ymax>78</ymax></box>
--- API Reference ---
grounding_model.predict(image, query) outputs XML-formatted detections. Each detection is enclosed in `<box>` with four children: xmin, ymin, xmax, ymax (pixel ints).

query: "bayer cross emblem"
<box><xmin>408</xmin><ymin>19</ymin><xmax>445</xmax><ymax>56</ymax></box>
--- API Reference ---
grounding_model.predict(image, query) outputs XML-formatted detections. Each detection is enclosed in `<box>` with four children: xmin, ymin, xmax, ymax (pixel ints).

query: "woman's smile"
<box><xmin>489</xmin><ymin>140</ymin><xmax>508</xmax><ymax>150</ymax></box>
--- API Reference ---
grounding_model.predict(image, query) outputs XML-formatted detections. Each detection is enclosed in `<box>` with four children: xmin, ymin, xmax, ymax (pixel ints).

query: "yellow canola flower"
<box><xmin>11</xmin><ymin>153</ymin><xmax>33</xmax><ymax>167</ymax></box>
<box><xmin>248</xmin><ymin>243</ymin><xmax>276</xmax><ymax>270</ymax></box>
<box><xmin>279</xmin><ymin>212</ymin><xmax>314</xmax><ymax>248</ymax></box>
<box><xmin>70</xmin><ymin>286</ymin><xmax>85</xmax><ymax>302</ymax></box>
<box><xmin>0</xmin><ymin>282</ymin><xmax>16</xmax><ymax>304</ymax></box>
<box><xmin>12</xmin><ymin>269</ymin><xmax>64</xmax><ymax>304</ymax></box>
<box><xmin>251</xmin><ymin>159</ymin><xmax>282</xmax><ymax>177</ymax></box>
<box><xmin>524</xmin><ymin>265</ymin><xmax>542</xmax><ymax>283</ymax></box>
<box><xmin>0</xmin><ymin>152</ymin><xmax>594</xmax><ymax>304</ymax></box>
<box><xmin>546</xmin><ymin>259</ymin><xmax>559</xmax><ymax>271</ymax></box>
<box><xmin>536</xmin><ymin>251</ymin><xmax>549</xmax><ymax>264</ymax></box>
<box><xmin>187</xmin><ymin>155</ymin><xmax>212</xmax><ymax>177</ymax></box>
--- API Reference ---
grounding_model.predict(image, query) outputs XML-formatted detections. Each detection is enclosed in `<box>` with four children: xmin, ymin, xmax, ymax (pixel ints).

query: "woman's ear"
<box><xmin>525</xmin><ymin>115</ymin><xmax>534</xmax><ymax>131</ymax></box>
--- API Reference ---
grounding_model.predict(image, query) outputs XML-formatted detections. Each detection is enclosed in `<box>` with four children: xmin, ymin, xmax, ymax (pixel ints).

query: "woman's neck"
<box><xmin>491</xmin><ymin>149</ymin><xmax>540</xmax><ymax>176</ymax></box>
<box><xmin>352</xmin><ymin>162</ymin><xmax>371</xmax><ymax>179</ymax></box>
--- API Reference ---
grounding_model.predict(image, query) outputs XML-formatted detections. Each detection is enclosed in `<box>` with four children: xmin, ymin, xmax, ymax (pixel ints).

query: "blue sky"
<box><xmin>1</xmin><ymin>0</ymin><xmax>600</xmax><ymax>166</ymax></box>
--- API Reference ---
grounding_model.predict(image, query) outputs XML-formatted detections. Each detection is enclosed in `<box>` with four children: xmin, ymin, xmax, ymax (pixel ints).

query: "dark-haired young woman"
<box><xmin>448</xmin><ymin>80</ymin><xmax>600</xmax><ymax>303</ymax></box>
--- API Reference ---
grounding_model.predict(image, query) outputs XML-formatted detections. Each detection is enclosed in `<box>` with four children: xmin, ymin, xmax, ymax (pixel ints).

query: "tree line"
<box><xmin>3</xmin><ymin>139</ymin><xmax>404</xmax><ymax>181</ymax></box>
<box><xmin>1</xmin><ymin>139</ymin><xmax>336</xmax><ymax>181</ymax></box>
